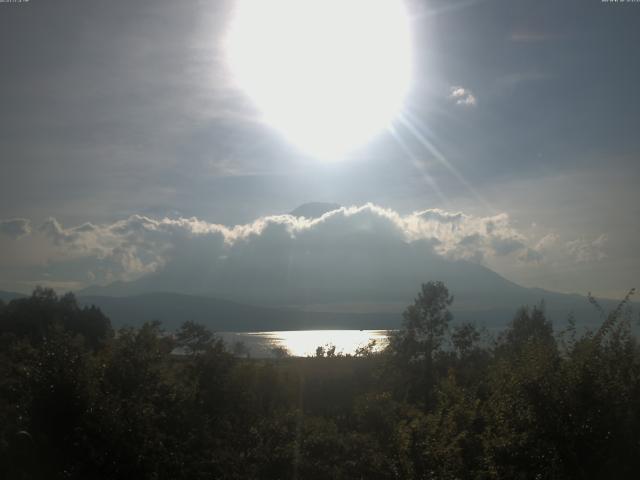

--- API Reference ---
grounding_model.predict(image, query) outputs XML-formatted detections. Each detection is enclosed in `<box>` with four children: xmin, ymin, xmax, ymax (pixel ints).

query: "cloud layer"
<box><xmin>34</xmin><ymin>205</ymin><xmax>526</xmax><ymax>281</ymax></box>
<box><xmin>0</xmin><ymin>205</ymin><xmax>605</xmax><ymax>296</ymax></box>
<box><xmin>0</xmin><ymin>218</ymin><xmax>31</xmax><ymax>239</ymax></box>
<box><xmin>0</xmin><ymin>205</ymin><xmax>610</xmax><ymax>301</ymax></box>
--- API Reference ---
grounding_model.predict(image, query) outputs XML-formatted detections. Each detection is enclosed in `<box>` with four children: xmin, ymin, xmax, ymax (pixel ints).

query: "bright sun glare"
<box><xmin>226</xmin><ymin>0</ymin><xmax>412</xmax><ymax>159</ymax></box>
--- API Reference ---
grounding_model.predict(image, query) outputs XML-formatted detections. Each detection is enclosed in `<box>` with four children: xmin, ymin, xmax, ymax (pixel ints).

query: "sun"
<box><xmin>225</xmin><ymin>0</ymin><xmax>412</xmax><ymax>159</ymax></box>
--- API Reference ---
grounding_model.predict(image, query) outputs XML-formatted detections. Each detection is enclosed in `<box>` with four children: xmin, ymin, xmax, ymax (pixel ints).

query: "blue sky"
<box><xmin>0</xmin><ymin>0</ymin><xmax>638</xmax><ymax>298</ymax></box>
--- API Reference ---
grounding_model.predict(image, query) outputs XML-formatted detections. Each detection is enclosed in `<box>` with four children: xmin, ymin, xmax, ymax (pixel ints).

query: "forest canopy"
<box><xmin>0</xmin><ymin>283</ymin><xmax>638</xmax><ymax>479</ymax></box>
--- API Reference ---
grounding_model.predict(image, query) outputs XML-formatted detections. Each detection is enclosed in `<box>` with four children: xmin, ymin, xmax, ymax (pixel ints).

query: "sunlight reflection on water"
<box><xmin>219</xmin><ymin>330</ymin><xmax>390</xmax><ymax>358</ymax></box>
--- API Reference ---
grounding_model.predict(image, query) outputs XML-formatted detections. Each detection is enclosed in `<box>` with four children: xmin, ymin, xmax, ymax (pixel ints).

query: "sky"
<box><xmin>0</xmin><ymin>0</ymin><xmax>639</xmax><ymax>299</ymax></box>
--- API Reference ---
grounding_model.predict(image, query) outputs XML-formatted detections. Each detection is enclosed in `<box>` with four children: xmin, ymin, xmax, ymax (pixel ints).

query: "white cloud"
<box><xmin>513</xmin><ymin>232</ymin><xmax>608</xmax><ymax>266</ymax></box>
<box><xmin>516</xmin><ymin>233</ymin><xmax>558</xmax><ymax>264</ymax></box>
<box><xmin>0</xmin><ymin>218</ymin><xmax>32</xmax><ymax>239</ymax></box>
<box><xmin>535</xmin><ymin>233</ymin><xmax>559</xmax><ymax>251</ymax></box>
<box><xmin>518</xmin><ymin>248</ymin><xmax>544</xmax><ymax>264</ymax></box>
<box><xmin>34</xmin><ymin>204</ymin><xmax>538</xmax><ymax>289</ymax></box>
<box><xmin>3</xmin><ymin>204</ymin><xmax>618</xmax><ymax>301</ymax></box>
<box><xmin>449</xmin><ymin>86</ymin><xmax>477</xmax><ymax>106</ymax></box>
<box><xmin>566</xmin><ymin>234</ymin><xmax>608</xmax><ymax>263</ymax></box>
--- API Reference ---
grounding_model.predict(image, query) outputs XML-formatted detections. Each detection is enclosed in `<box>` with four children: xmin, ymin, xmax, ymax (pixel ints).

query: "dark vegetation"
<box><xmin>1</xmin><ymin>283</ymin><xmax>639</xmax><ymax>479</ymax></box>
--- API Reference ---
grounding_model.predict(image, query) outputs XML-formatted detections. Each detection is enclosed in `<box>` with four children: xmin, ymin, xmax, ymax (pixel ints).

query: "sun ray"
<box><xmin>388</xmin><ymin>123</ymin><xmax>451</xmax><ymax>208</ymax></box>
<box><xmin>397</xmin><ymin>111</ymin><xmax>494</xmax><ymax>213</ymax></box>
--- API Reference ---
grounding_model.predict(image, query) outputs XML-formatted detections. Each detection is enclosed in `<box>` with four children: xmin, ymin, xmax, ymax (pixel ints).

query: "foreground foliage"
<box><xmin>0</xmin><ymin>283</ymin><xmax>638</xmax><ymax>479</ymax></box>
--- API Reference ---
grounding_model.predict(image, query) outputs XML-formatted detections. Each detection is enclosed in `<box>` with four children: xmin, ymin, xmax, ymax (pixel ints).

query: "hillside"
<box><xmin>78</xmin><ymin>292</ymin><xmax>397</xmax><ymax>331</ymax></box>
<box><xmin>0</xmin><ymin>290</ymin><xmax>26</xmax><ymax>303</ymax></box>
<box><xmin>74</xmin><ymin>289</ymin><xmax>628</xmax><ymax>333</ymax></box>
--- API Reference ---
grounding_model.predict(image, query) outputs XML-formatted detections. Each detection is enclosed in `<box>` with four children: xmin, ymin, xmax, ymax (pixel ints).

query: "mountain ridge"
<box><xmin>77</xmin><ymin>292</ymin><xmax>397</xmax><ymax>331</ymax></box>
<box><xmin>74</xmin><ymin>248</ymin><xmax>631</xmax><ymax>330</ymax></box>
<box><xmin>3</xmin><ymin>287</ymin><xmax>630</xmax><ymax>332</ymax></box>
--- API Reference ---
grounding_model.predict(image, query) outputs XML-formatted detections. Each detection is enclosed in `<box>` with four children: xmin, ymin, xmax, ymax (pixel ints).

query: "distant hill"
<box><xmin>81</xmin><ymin>260</ymin><xmax>625</xmax><ymax>323</ymax></box>
<box><xmin>76</xmin><ymin>200</ymin><xmax>633</xmax><ymax>331</ymax></box>
<box><xmin>79</xmin><ymin>245</ymin><xmax>526</xmax><ymax>303</ymax></box>
<box><xmin>2</xmin><ymin>286</ymin><xmax>624</xmax><ymax>333</ymax></box>
<box><xmin>0</xmin><ymin>284</ymin><xmax>627</xmax><ymax>334</ymax></box>
<box><xmin>0</xmin><ymin>290</ymin><xmax>26</xmax><ymax>303</ymax></box>
<box><xmin>78</xmin><ymin>292</ymin><xmax>397</xmax><ymax>331</ymax></box>
<box><xmin>78</xmin><ymin>264</ymin><xmax>629</xmax><ymax>330</ymax></box>
<box><xmin>75</xmin><ymin>289</ymin><xmax>631</xmax><ymax>334</ymax></box>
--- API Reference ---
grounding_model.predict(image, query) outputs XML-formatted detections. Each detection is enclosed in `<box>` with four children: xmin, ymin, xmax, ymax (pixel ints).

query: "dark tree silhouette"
<box><xmin>0</xmin><ymin>287</ymin><xmax>112</xmax><ymax>349</ymax></box>
<box><xmin>0</xmin><ymin>285</ymin><xmax>638</xmax><ymax>479</ymax></box>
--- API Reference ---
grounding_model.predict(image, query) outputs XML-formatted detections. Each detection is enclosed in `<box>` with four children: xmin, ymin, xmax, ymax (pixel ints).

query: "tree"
<box><xmin>0</xmin><ymin>287</ymin><xmax>112</xmax><ymax>350</ymax></box>
<box><xmin>175</xmin><ymin>321</ymin><xmax>213</xmax><ymax>355</ymax></box>
<box><xmin>385</xmin><ymin>281</ymin><xmax>454</xmax><ymax>406</ymax></box>
<box><xmin>451</xmin><ymin>322</ymin><xmax>481</xmax><ymax>358</ymax></box>
<box><xmin>496</xmin><ymin>303</ymin><xmax>554</xmax><ymax>356</ymax></box>
<box><xmin>389</xmin><ymin>281</ymin><xmax>453</xmax><ymax>363</ymax></box>
<box><xmin>230</xmin><ymin>340</ymin><xmax>246</xmax><ymax>358</ymax></box>
<box><xmin>271</xmin><ymin>345</ymin><xmax>289</xmax><ymax>359</ymax></box>
<box><xmin>354</xmin><ymin>339</ymin><xmax>378</xmax><ymax>358</ymax></box>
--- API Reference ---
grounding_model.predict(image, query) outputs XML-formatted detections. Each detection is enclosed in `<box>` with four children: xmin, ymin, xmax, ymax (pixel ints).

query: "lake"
<box><xmin>218</xmin><ymin>330</ymin><xmax>391</xmax><ymax>358</ymax></box>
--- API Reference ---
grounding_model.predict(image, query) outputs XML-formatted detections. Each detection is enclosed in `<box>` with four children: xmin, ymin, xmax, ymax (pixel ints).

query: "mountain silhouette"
<box><xmin>0</xmin><ymin>290</ymin><xmax>26</xmax><ymax>303</ymax></box>
<box><xmin>74</xmin><ymin>202</ymin><xmax>632</xmax><ymax>330</ymax></box>
<box><xmin>78</xmin><ymin>255</ymin><xmax>622</xmax><ymax>330</ymax></box>
<box><xmin>77</xmin><ymin>292</ymin><xmax>394</xmax><ymax>331</ymax></box>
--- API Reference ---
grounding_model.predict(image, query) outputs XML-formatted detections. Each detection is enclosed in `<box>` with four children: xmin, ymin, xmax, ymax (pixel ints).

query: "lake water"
<box><xmin>218</xmin><ymin>330</ymin><xmax>391</xmax><ymax>358</ymax></box>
